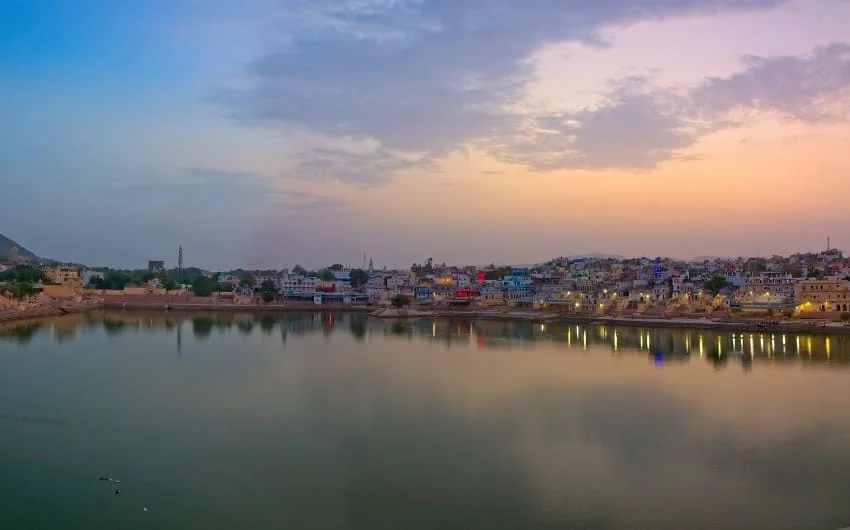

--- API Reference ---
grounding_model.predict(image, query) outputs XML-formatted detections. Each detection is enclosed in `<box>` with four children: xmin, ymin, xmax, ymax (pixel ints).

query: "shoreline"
<box><xmin>0</xmin><ymin>300</ymin><xmax>103</xmax><ymax>323</ymax></box>
<box><xmin>434</xmin><ymin>310</ymin><xmax>850</xmax><ymax>334</ymax></box>
<box><xmin>2</xmin><ymin>299</ymin><xmax>848</xmax><ymax>335</ymax></box>
<box><xmin>104</xmin><ymin>300</ymin><xmax>850</xmax><ymax>335</ymax></box>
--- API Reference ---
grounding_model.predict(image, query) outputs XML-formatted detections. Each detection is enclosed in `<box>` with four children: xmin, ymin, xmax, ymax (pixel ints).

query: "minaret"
<box><xmin>827</xmin><ymin>236</ymin><xmax>831</xmax><ymax>251</ymax></box>
<box><xmin>178</xmin><ymin>245</ymin><xmax>183</xmax><ymax>284</ymax></box>
<box><xmin>368</xmin><ymin>258</ymin><xmax>374</xmax><ymax>273</ymax></box>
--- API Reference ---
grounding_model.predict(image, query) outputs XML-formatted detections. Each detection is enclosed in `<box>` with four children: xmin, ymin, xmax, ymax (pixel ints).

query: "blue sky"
<box><xmin>2</xmin><ymin>0</ymin><xmax>850</xmax><ymax>270</ymax></box>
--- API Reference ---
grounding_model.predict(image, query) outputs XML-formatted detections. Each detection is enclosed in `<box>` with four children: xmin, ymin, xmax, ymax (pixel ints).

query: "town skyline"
<box><xmin>1</xmin><ymin>230</ymin><xmax>843</xmax><ymax>273</ymax></box>
<box><xmin>3</xmin><ymin>1</ymin><xmax>850</xmax><ymax>269</ymax></box>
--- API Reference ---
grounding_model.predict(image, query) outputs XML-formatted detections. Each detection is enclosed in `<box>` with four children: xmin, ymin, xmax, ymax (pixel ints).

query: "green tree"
<box><xmin>260</xmin><ymin>279</ymin><xmax>277</xmax><ymax>302</ymax></box>
<box><xmin>292</xmin><ymin>265</ymin><xmax>306</xmax><ymax>275</ymax></box>
<box><xmin>329</xmin><ymin>263</ymin><xmax>344</xmax><ymax>271</ymax></box>
<box><xmin>349</xmin><ymin>268</ymin><xmax>369</xmax><ymax>289</ymax></box>
<box><xmin>485</xmin><ymin>266</ymin><xmax>513</xmax><ymax>281</ymax></box>
<box><xmin>782</xmin><ymin>264</ymin><xmax>804</xmax><ymax>277</ymax></box>
<box><xmin>704</xmin><ymin>276</ymin><xmax>729</xmax><ymax>295</ymax></box>
<box><xmin>4</xmin><ymin>282</ymin><xmax>37</xmax><ymax>299</ymax></box>
<box><xmin>100</xmin><ymin>270</ymin><xmax>132</xmax><ymax>290</ymax></box>
<box><xmin>239</xmin><ymin>273</ymin><xmax>255</xmax><ymax>289</ymax></box>
<box><xmin>0</xmin><ymin>265</ymin><xmax>46</xmax><ymax>284</ymax></box>
<box><xmin>391</xmin><ymin>293</ymin><xmax>411</xmax><ymax>308</ymax></box>
<box><xmin>841</xmin><ymin>313</ymin><xmax>850</xmax><ymax>323</ymax></box>
<box><xmin>192</xmin><ymin>276</ymin><xmax>218</xmax><ymax>297</ymax></box>
<box><xmin>318</xmin><ymin>269</ymin><xmax>335</xmax><ymax>282</ymax></box>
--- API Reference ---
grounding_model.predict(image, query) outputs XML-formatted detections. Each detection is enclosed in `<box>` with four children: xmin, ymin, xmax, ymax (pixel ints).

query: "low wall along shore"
<box><xmin>3</xmin><ymin>293</ymin><xmax>850</xmax><ymax>335</ymax></box>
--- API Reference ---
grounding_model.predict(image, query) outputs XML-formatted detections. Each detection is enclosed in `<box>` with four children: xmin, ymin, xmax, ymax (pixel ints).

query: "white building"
<box><xmin>81</xmin><ymin>270</ymin><xmax>104</xmax><ymax>285</ymax></box>
<box><xmin>280</xmin><ymin>275</ymin><xmax>317</xmax><ymax>295</ymax></box>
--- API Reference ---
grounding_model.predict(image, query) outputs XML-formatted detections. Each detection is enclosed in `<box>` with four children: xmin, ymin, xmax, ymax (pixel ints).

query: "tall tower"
<box><xmin>178</xmin><ymin>245</ymin><xmax>184</xmax><ymax>284</ymax></box>
<box><xmin>363</xmin><ymin>252</ymin><xmax>367</xmax><ymax>270</ymax></box>
<box><xmin>827</xmin><ymin>236</ymin><xmax>831</xmax><ymax>251</ymax></box>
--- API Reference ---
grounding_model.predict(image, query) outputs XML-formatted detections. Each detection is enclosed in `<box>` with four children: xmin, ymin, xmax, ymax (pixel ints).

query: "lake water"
<box><xmin>3</xmin><ymin>311</ymin><xmax>850</xmax><ymax>529</ymax></box>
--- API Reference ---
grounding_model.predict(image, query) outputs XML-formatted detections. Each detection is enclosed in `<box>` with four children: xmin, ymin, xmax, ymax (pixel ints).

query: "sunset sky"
<box><xmin>2</xmin><ymin>0</ymin><xmax>849</xmax><ymax>270</ymax></box>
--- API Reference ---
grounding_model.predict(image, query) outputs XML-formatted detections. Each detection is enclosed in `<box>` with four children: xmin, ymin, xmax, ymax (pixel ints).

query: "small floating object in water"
<box><xmin>143</xmin><ymin>507</ymin><xmax>148</xmax><ymax>512</ymax></box>
<box><xmin>114</xmin><ymin>489</ymin><xmax>121</xmax><ymax>495</ymax></box>
<box><xmin>98</xmin><ymin>476</ymin><xmax>120</xmax><ymax>483</ymax></box>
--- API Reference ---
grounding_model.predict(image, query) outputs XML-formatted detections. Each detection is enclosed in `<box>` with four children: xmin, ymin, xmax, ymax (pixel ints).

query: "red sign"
<box><xmin>476</xmin><ymin>271</ymin><xmax>486</xmax><ymax>282</ymax></box>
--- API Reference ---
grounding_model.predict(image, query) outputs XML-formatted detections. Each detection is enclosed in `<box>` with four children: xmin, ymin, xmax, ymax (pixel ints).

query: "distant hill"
<box><xmin>566</xmin><ymin>253</ymin><xmax>623</xmax><ymax>260</ymax></box>
<box><xmin>0</xmin><ymin>233</ymin><xmax>39</xmax><ymax>261</ymax></box>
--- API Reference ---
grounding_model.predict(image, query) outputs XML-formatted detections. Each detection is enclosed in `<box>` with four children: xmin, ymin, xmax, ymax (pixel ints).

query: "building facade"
<box><xmin>795</xmin><ymin>278</ymin><xmax>850</xmax><ymax>312</ymax></box>
<box><xmin>44</xmin><ymin>266</ymin><xmax>81</xmax><ymax>286</ymax></box>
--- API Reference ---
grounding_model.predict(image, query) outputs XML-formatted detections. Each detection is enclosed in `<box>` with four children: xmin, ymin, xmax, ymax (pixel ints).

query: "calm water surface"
<box><xmin>2</xmin><ymin>311</ymin><xmax>850</xmax><ymax>529</ymax></box>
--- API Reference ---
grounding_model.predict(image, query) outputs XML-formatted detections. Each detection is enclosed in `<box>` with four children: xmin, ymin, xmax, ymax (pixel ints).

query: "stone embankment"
<box><xmin>103</xmin><ymin>295</ymin><xmax>374</xmax><ymax>313</ymax></box>
<box><xmin>370</xmin><ymin>308</ymin><xmax>436</xmax><ymax>318</ymax></box>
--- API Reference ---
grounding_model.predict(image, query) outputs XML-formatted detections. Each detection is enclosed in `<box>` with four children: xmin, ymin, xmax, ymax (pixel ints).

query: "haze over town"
<box><xmin>2</xmin><ymin>0</ymin><xmax>850</xmax><ymax>269</ymax></box>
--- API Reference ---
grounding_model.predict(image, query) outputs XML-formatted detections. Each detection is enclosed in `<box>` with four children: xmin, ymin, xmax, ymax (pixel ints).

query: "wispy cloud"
<box><xmin>108</xmin><ymin>167</ymin><xmax>347</xmax><ymax>211</ymax></box>
<box><xmin>493</xmin><ymin>79</ymin><xmax>705</xmax><ymax>171</ymax></box>
<box><xmin>287</xmin><ymin>147</ymin><xmax>436</xmax><ymax>187</ymax></box>
<box><xmin>499</xmin><ymin>42</ymin><xmax>850</xmax><ymax>171</ymax></box>
<box><xmin>216</xmin><ymin>0</ymin><xmax>785</xmax><ymax>182</ymax></box>
<box><xmin>693</xmin><ymin>42</ymin><xmax>850</xmax><ymax>123</ymax></box>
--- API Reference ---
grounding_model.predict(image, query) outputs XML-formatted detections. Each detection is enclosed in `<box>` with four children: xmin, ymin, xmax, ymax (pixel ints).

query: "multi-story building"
<box><xmin>743</xmin><ymin>272</ymin><xmax>796</xmax><ymax>300</ymax></box>
<box><xmin>795</xmin><ymin>278</ymin><xmax>850</xmax><ymax>312</ymax></box>
<box><xmin>44</xmin><ymin>266</ymin><xmax>81</xmax><ymax>286</ymax></box>
<box><xmin>414</xmin><ymin>286</ymin><xmax>433</xmax><ymax>302</ymax></box>
<box><xmin>280</xmin><ymin>275</ymin><xmax>317</xmax><ymax>296</ymax></box>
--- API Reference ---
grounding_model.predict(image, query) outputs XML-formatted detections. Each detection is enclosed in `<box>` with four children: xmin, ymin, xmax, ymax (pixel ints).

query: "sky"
<box><xmin>2</xmin><ymin>0</ymin><xmax>850</xmax><ymax>270</ymax></box>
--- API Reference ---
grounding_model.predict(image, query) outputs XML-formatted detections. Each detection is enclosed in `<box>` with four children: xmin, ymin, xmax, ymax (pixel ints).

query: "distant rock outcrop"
<box><xmin>0</xmin><ymin>234</ymin><xmax>38</xmax><ymax>261</ymax></box>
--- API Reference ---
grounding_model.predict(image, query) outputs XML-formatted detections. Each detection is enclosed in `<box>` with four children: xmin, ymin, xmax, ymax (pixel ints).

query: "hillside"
<box><xmin>0</xmin><ymin>233</ymin><xmax>39</xmax><ymax>261</ymax></box>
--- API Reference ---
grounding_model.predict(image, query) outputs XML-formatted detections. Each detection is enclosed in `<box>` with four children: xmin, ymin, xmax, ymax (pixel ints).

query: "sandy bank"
<box><xmin>0</xmin><ymin>300</ymin><xmax>103</xmax><ymax>323</ymax></box>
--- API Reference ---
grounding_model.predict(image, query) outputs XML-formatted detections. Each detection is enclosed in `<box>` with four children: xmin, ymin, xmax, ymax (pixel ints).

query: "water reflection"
<box><xmin>3</xmin><ymin>311</ymin><xmax>850</xmax><ymax>529</ymax></box>
<box><xmin>1</xmin><ymin>311</ymin><xmax>849</xmax><ymax>368</ymax></box>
